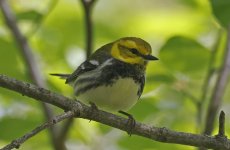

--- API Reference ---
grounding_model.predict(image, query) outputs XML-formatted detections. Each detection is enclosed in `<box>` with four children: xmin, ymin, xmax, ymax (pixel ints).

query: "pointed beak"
<box><xmin>142</xmin><ymin>54</ymin><xmax>159</xmax><ymax>61</ymax></box>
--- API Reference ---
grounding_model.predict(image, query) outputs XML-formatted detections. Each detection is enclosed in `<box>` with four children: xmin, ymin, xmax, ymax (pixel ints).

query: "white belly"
<box><xmin>77</xmin><ymin>78</ymin><xmax>139</xmax><ymax>112</ymax></box>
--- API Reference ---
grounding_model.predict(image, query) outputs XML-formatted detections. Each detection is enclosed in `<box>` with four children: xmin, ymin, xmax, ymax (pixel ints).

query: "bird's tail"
<box><xmin>50</xmin><ymin>73</ymin><xmax>70</xmax><ymax>79</ymax></box>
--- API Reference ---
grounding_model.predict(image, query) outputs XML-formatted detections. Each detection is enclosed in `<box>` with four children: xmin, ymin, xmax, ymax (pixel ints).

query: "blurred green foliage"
<box><xmin>0</xmin><ymin>0</ymin><xmax>230</xmax><ymax>150</ymax></box>
<box><xmin>210</xmin><ymin>0</ymin><xmax>230</xmax><ymax>28</ymax></box>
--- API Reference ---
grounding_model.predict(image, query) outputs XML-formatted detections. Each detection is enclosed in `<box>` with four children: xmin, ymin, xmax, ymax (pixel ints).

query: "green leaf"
<box><xmin>210</xmin><ymin>0</ymin><xmax>230</xmax><ymax>28</ymax></box>
<box><xmin>159</xmin><ymin>36</ymin><xmax>210</xmax><ymax>74</ymax></box>
<box><xmin>16</xmin><ymin>10</ymin><xmax>43</xmax><ymax>22</ymax></box>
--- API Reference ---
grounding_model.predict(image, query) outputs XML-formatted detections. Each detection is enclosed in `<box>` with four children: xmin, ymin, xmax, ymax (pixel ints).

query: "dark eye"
<box><xmin>130</xmin><ymin>48</ymin><xmax>139</xmax><ymax>55</ymax></box>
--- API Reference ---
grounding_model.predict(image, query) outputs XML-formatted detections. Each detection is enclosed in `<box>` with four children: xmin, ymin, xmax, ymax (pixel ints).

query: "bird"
<box><xmin>51</xmin><ymin>37</ymin><xmax>158</xmax><ymax>131</ymax></box>
<box><xmin>51</xmin><ymin>37</ymin><xmax>158</xmax><ymax>134</ymax></box>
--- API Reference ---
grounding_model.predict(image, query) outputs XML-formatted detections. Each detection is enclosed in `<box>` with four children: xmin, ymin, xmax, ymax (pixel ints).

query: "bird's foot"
<box><xmin>89</xmin><ymin>102</ymin><xmax>98</xmax><ymax>122</ymax></box>
<box><xmin>118</xmin><ymin>110</ymin><xmax>136</xmax><ymax>136</ymax></box>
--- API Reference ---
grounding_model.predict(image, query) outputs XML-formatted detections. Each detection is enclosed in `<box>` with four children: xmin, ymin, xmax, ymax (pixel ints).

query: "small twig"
<box><xmin>213</xmin><ymin>111</ymin><xmax>227</xmax><ymax>150</ymax></box>
<box><xmin>217</xmin><ymin>111</ymin><xmax>226</xmax><ymax>138</ymax></box>
<box><xmin>0</xmin><ymin>111</ymin><xmax>75</xmax><ymax>150</ymax></box>
<box><xmin>80</xmin><ymin>0</ymin><xmax>97</xmax><ymax>58</ymax></box>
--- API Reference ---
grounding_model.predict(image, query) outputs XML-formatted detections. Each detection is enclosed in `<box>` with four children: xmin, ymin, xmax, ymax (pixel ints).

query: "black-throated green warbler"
<box><xmin>51</xmin><ymin>37</ymin><xmax>158</xmax><ymax>112</ymax></box>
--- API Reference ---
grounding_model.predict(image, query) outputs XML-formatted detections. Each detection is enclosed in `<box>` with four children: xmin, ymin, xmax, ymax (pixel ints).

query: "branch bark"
<box><xmin>0</xmin><ymin>74</ymin><xmax>230</xmax><ymax>150</ymax></box>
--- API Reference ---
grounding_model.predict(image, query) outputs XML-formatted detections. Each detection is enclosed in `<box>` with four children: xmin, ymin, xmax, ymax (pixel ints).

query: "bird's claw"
<box><xmin>89</xmin><ymin>102</ymin><xmax>98</xmax><ymax>122</ymax></box>
<box><xmin>118</xmin><ymin>110</ymin><xmax>136</xmax><ymax>136</ymax></box>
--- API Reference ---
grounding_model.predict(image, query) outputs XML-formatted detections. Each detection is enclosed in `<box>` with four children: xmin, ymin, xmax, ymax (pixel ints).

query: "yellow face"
<box><xmin>111</xmin><ymin>37</ymin><xmax>158</xmax><ymax>65</ymax></box>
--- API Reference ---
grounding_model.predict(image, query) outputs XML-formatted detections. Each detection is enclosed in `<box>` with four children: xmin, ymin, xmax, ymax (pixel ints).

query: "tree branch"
<box><xmin>0</xmin><ymin>74</ymin><xmax>230</xmax><ymax>150</ymax></box>
<box><xmin>203</xmin><ymin>27</ymin><xmax>230</xmax><ymax>136</ymax></box>
<box><xmin>0</xmin><ymin>111</ymin><xmax>75</xmax><ymax>150</ymax></box>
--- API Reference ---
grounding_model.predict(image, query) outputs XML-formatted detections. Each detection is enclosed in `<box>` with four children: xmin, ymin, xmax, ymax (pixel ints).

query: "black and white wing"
<box><xmin>65</xmin><ymin>59</ymin><xmax>100</xmax><ymax>84</ymax></box>
<box><xmin>51</xmin><ymin>43</ymin><xmax>112</xmax><ymax>85</ymax></box>
<box><xmin>50</xmin><ymin>60</ymin><xmax>99</xmax><ymax>84</ymax></box>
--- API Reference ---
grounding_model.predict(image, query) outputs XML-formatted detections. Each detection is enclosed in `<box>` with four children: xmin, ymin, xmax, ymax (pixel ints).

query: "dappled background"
<box><xmin>0</xmin><ymin>0</ymin><xmax>230</xmax><ymax>150</ymax></box>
